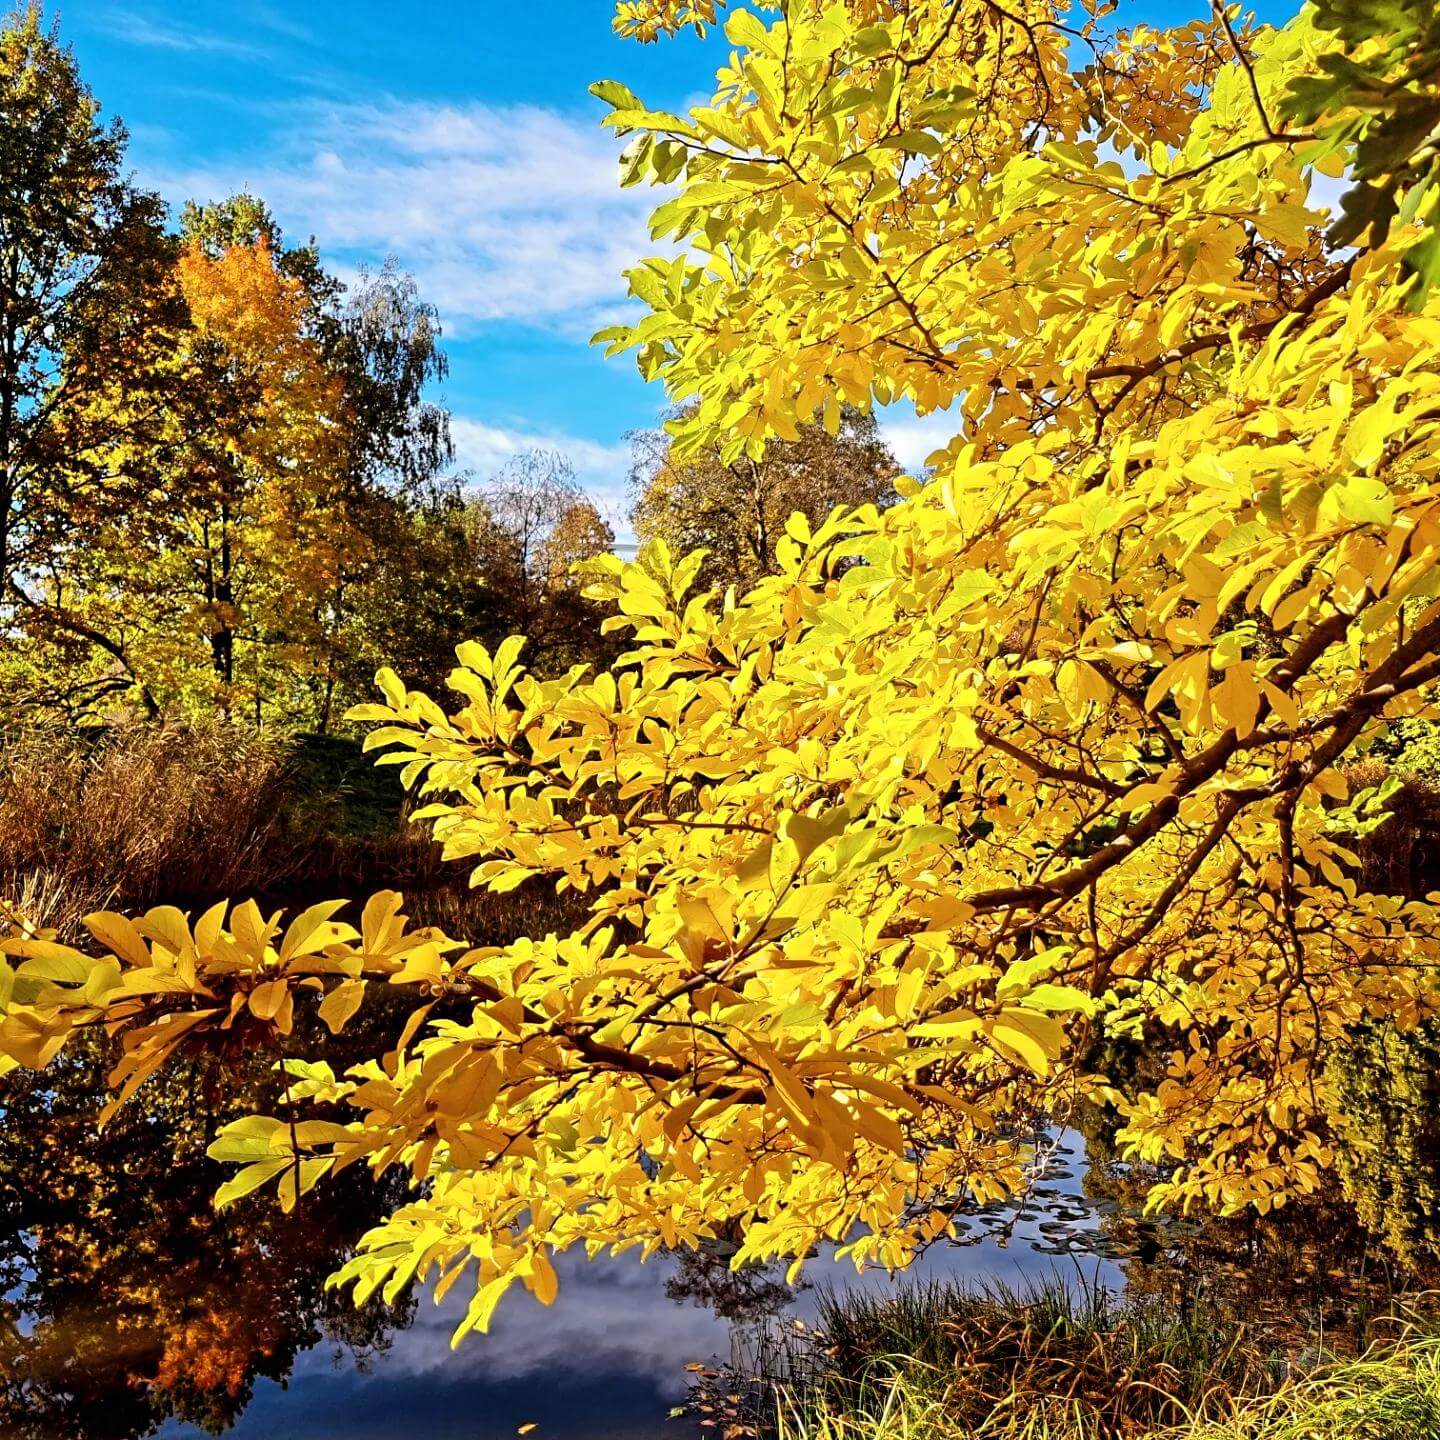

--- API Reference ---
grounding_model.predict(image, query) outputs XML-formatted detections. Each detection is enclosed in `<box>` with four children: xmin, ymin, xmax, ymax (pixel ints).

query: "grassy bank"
<box><xmin>764</xmin><ymin>1335</ymin><xmax>1440</xmax><ymax>1440</ymax></box>
<box><xmin>0</xmin><ymin>718</ymin><xmax>579</xmax><ymax>941</ymax></box>
<box><xmin>700</xmin><ymin>1278</ymin><xmax>1440</xmax><ymax>1440</ymax></box>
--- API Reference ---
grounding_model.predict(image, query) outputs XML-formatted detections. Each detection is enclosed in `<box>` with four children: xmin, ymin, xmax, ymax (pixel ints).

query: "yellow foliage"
<box><xmin>4</xmin><ymin>0</ymin><xmax>1440</xmax><ymax>1342</ymax></box>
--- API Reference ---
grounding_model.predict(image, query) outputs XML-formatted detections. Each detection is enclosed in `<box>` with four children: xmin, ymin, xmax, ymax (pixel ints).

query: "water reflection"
<box><xmin>1078</xmin><ymin>1131</ymin><xmax>1440</xmax><ymax>1358</ymax></box>
<box><xmin>150</xmin><ymin>1133</ymin><xmax>1119</xmax><ymax>1440</ymax></box>
<box><xmin>153</xmin><ymin>1196</ymin><xmax>1113</xmax><ymax>1440</ymax></box>
<box><xmin>0</xmin><ymin>1042</ymin><xmax>1107</xmax><ymax>1440</ymax></box>
<box><xmin>3</xmin><ymin>1033</ymin><xmax>1430</xmax><ymax>1440</ymax></box>
<box><xmin>0</xmin><ymin>1030</ymin><xmax>410</xmax><ymax>1440</ymax></box>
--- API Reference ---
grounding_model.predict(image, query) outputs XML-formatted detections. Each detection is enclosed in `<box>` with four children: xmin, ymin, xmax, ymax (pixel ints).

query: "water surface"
<box><xmin>154</xmin><ymin>1136</ymin><xmax>1111</xmax><ymax>1440</ymax></box>
<box><xmin>4</xmin><ymin>1032</ymin><xmax>1420</xmax><ymax>1440</ymax></box>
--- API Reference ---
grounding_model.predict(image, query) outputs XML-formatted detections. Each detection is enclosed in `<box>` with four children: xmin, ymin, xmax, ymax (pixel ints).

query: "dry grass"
<box><xmin>1177</xmin><ymin>1332</ymin><xmax>1440</xmax><ymax>1439</ymax></box>
<box><xmin>1</xmin><ymin>865</ymin><xmax>118</xmax><ymax>939</ymax></box>
<box><xmin>703</xmin><ymin>1276</ymin><xmax>1360</xmax><ymax>1440</ymax></box>
<box><xmin>766</xmin><ymin>1337</ymin><xmax>1440</xmax><ymax>1440</ymax></box>
<box><xmin>0</xmin><ymin>720</ymin><xmax>300</xmax><ymax>924</ymax></box>
<box><xmin>0</xmin><ymin>718</ymin><xmax>584</xmax><ymax>944</ymax></box>
<box><xmin>735</xmin><ymin>1284</ymin><xmax>1440</xmax><ymax>1440</ymax></box>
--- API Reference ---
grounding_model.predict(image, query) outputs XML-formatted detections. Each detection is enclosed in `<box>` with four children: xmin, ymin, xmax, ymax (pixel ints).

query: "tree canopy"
<box><xmin>0</xmin><ymin>5</ymin><xmax>478</xmax><ymax>729</ymax></box>
<box><xmin>5</xmin><ymin>0</ymin><xmax>1440</xmax><ymax>1346</ymax></box>
<box><xmin>631</xmin><ymin>404</ymin><xmax>897</xmax><ymax>590</ymax></box>
<box><xmin>0</xmin><ymin>4</ymin><xmax>182</xmax><ymax>660</ymax></box>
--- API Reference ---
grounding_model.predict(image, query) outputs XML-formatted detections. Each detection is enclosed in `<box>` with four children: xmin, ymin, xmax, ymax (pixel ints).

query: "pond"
<box><xmin>149</xmin><ymin>1190</ymin><xmax>1109</xmax><ymax>1440</ymax></box>
<box><xmin>1</xmin><ymin>1028</ymin><xmax>1426</xmax><ymax>1440</ymax></box>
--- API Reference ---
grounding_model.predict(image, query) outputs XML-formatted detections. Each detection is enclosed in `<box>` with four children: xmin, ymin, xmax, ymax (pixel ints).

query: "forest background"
<box><xmin>0</xmin><ymin>2</ymin><xmax>900</xmax><ymax>926</ymax></box>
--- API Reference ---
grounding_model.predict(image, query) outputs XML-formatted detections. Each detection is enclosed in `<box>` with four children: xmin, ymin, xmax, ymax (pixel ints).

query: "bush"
<box><xmin>1326</xmin><ymin>1019</ymin><xmax>1440</xmax><ymax>1267</ymax></box>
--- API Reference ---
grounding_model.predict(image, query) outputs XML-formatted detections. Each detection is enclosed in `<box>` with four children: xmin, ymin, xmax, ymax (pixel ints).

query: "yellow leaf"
<box><xmin>317</xmin><ymin>978</ymin><xmax>366</xmax><ymax>1034</ymax></box>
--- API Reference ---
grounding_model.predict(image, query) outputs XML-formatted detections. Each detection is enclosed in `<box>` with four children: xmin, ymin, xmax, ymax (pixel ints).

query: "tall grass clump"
<box><xmin>765</xmin><ymin>1335</ymin><xmax>1440</xmax><ymax>1440</ymax></box>
<box><xmin>1179</xmin><ymin>1332</ymin><xmax>1440</xmax><ymax>1439</ymax></box>
<box><xmin>0</xmin><ymin>719</ymin><xmax>299</xmax><ymax>925</ymax></box>
<box><xmin>706</xmin><ymin>1275</ymin><xmax>1346</xmax><ymax>1440</ymax></box>
<box><xmin>750</xmin><ymin>1299</ymin><xmax>1440</xmax><ymax>1440</ymax></box>
<box><xmin>0</xmin><ymin>718</ymin><xmax>589</xmax><ymax>942</ymax></box>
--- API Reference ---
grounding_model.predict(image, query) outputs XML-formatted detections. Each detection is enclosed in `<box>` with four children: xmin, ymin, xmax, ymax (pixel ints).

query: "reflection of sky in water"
<box><xmin>157</xmin><ymin>1134</ymin><xmax>1117</xmax><ymax>1440</ymax></box>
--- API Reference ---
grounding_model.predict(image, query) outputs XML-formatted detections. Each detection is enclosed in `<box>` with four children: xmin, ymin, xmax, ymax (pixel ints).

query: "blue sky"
<box><xmin>58</xmin><ymin>1</ymin><xmax>1290</xmax><ymax>534</ymax></box>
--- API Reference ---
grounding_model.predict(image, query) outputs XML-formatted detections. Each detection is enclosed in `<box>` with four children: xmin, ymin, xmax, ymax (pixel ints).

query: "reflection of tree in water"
<box><xmin>0</xmin><ymin>1027</ymin><xmax>413</xmax><ymax>1440</ymax></box>
<box><xmin>1072</xmin><ymin>1100</ymin><xmax>1440</xmax><ymax>1358</ymax></box>
<box><xmin>665</xmin><ymin>1236</ymin><xmax>802</xmax><ymax>1325</ymax></box>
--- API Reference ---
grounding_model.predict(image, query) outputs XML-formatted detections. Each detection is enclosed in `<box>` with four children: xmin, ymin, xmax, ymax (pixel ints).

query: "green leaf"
<box><xmin>207</xmin><ymin>1115</ymin><xmax>287</xmax><ymax>1164</ymax></box>
<box><xmin>590</xmin><ymin>79</ymin><xmax>644</xmax><ymax>112</ymax></box>
<box><xmin>876</xmin><ymin>130</ymin><xmax>942</xmax><ymax>158</ymax></box>
<box><xmin>619</xmin><ymin>134</ymin><xmax>654</xmax><ymax>188</ymax></box>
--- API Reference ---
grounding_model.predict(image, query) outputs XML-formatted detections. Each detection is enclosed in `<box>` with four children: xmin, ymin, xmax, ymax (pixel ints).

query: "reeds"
<box><xmin>0</xmin><ymin>718</ymin><xmax>585</xmax><ymax>943</ymax></box>
<box><xmin>750</xmin><ymin>1298</ymin><xmax>1440</xmax><ymax>1440</ymax></box>
<box><xmin>0</xmin><ymin>719</ymin><xmax>298</xmax><ymax>924</ymax></box>
<box><xmin>1179</xmin><ymin>1332</ymin><xmax>1440</xmax><ymax>1439</ymax></box>
<box><xmin>706</xmin><ymin>1274</ymin><xmax>1396</xmax><ymax>1440</ymax></box>
<box><xmin>766</xmin><ymin>1337</ymin><xmax>1440</xmax><ymax>1439</ymax></box>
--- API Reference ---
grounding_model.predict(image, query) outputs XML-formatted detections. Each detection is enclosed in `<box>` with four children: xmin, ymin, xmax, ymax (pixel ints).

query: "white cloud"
<box><xmin>247</xmin><ymin>3</ymin><xmax>318</xmax><ymax>43</ymax></box>
<box><xmin>144</xmin><ymin>95</ymin><xmax>663</xmax><ymax>533</ymax></box>
<box><xmin>308</xmin><ymin>1251</ymin><xmax>729</xmax><ymax>1391</ymax></box>
<box><xmin>154</xmin><ymin>98</ymin><xmax>656</xmax><ymax>337</ymax></box>
<box><xmin>98</xmin><ymin>8</ymin><xmax>264</xmax><ymax>58</ymax></box>
<box><xmin>876</xmin><ymin>405</ymin><xmax>962</xmax><ymax>475</ymax></box>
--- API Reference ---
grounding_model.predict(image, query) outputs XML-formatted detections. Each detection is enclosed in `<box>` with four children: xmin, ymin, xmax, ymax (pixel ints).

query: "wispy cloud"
<box><xmin>97</xmin><ymin>7</ymin><xmax>265</xmax><ymax>59</ymax></box>
<box><xmin>154</xmin><ymin>97</ymin><xmax>656</xmax><ymax>338</ymax></box>
<box><xmin>306</xmin><ymin>1251</ymin><xmax>729</xmax><ymax>1390</ymax></box>
<box><xmin>247</xmin><ymin>2</ymin><xmax>317</xmax><ymax>44</ymax></box>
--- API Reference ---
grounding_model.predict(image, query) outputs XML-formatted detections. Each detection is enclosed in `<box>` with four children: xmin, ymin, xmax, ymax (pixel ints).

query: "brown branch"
<box><xmin>1086</xmin><ymin>259</ymin><xmax>1355</xmax><ymax>385</ymax></box>
<box><xmin>975</xmin><ymin>724</ymin><xmax>1124</xmax><ymax>797</ymax></box>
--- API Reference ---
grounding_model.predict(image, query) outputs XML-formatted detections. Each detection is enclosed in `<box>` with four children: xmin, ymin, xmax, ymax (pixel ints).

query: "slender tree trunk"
<box><xmin>210</xmin><ymin>498</ymin><xmax>235</xmax><ymax>690</ymax></box>
<box><xmin>750</xmin><ymin>459</ymin><xmax>769</xmax><ymax>576</ymax></box>
<box><xmin>317</xmin><ymin>572</ymin><xmax>345</xmax><ymax>735</ymax></box>
<box><xmin>0</xmin><ymin>321</ymin><xmax>17</xmax><ymax>604</ymax></box>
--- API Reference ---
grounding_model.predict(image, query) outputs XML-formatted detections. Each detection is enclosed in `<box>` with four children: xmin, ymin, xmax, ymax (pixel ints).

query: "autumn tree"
<box><xmin>466</xmin><ymin>449</ymin><xmax>617</xmax><ymax>670</ymax></box>
<box><xmin>0</xmin><ymin>193</ymin><xmax>346</xmax><ymax>719</ymax></box>
<box><xmin>631</xmin><ymin>405</ymin><xmax>896</xmax><ymax>589</ymax></box>
<box><xmin>155</xmin><ymin>213</ymin><xmax>350</xmax><ymax>714</ymax></box>
<box><xmin>3</xmin><ymin>183</ymin><xmax>461</xmax><ymax>727</ymax></box>
<box><xmin>333</xmin><ymin>448</ymin><xmax>616</xmax><ymax>698</ymax></box>
<box><xmin>296</xmin><ymin>258</ymin><xmax>456</xmax><ymax>729</ymax></box>
<box><xmin>0</xmin><ymin>1029</ymin><xmax>411</xmax><ymax>1439</ymax></box>
<box><xmin>0</xmin><ymin>4</ymin><xmax>183</xmax><ymax>687</ymax></box>
<box><xmin>10</xmin><ymin>0</ymin><xmax>1440</xmax><ymax>1346</ymax></box>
